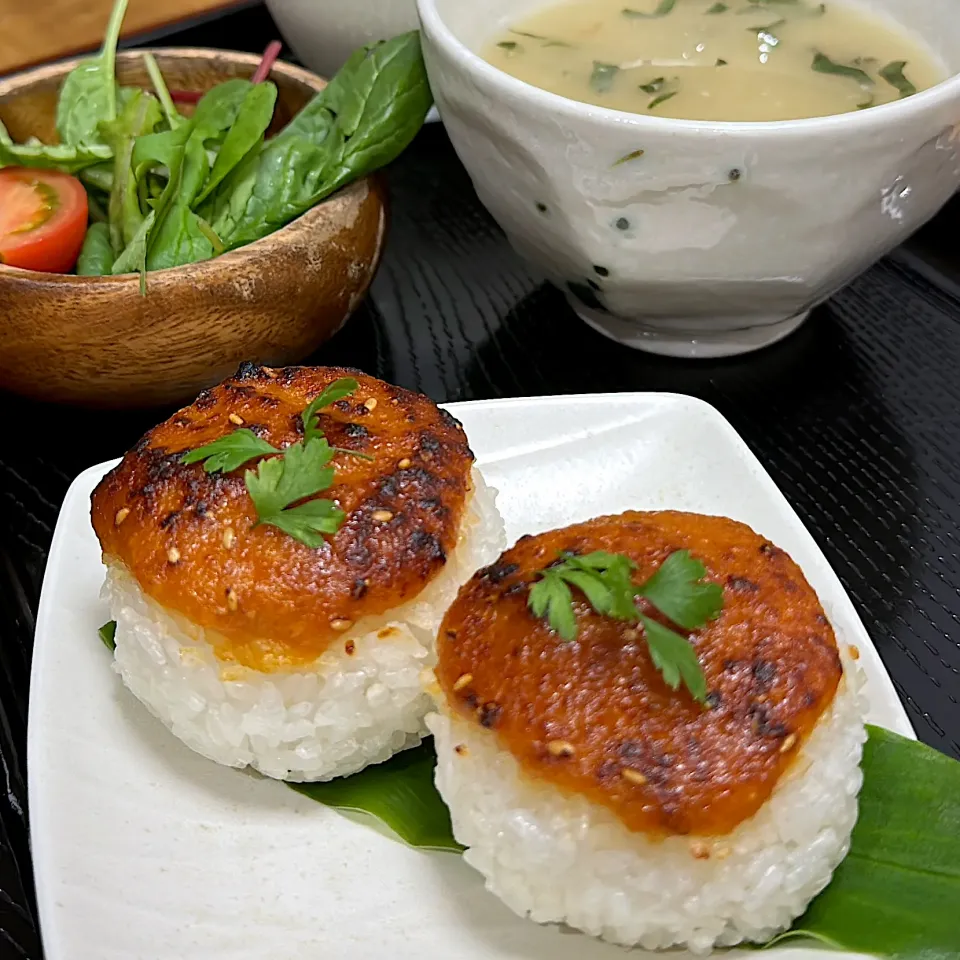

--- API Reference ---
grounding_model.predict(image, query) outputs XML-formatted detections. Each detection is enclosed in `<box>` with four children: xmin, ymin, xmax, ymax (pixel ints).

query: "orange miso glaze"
<box><xmin>91</xmin><ymin>364</ymin><xmax>474</xmax><ymax>671</ymax></box>
<box><xmin>436</xmin><ymin>511</ymin><xmax>842</xmax><ymax>837</ymax></box>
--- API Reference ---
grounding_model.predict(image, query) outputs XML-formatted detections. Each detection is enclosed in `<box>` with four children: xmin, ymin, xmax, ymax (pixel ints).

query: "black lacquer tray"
<box><xmin>1</xmin><ymin>5</ymin><xmax>958</xmax><ymax>955</ymax></box>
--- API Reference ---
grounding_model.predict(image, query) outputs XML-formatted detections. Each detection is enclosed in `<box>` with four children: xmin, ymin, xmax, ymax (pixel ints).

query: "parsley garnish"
<box><xmin>180</xmin><ymin>376</ymin><xmax>364</xmax><ymax>546</ymax></box>
<box><xmin>528</xmin><ymin>550</ymin><xmax>723</xmax><ymax>703</ymax></box>
<box><xmin>181</xmin><ymin>430</ymin><xmax>279</xmax><ymax>473</ymax></box>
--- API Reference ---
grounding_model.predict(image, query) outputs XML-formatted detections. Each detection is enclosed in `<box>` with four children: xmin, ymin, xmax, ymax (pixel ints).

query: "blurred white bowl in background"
<box><xmin>266</xmin><ymin>0</ymin><xmax>419</xmax><ymax>76</ymax></box>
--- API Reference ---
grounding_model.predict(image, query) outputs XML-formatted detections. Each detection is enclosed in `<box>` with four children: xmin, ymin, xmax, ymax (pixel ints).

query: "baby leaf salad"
<box><xmin>0</xmin><ymin>0</ymin><xmax>433</xmax><ymax>287</ymax></box>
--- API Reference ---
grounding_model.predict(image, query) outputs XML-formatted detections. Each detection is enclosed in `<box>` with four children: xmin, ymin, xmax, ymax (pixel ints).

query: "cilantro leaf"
<box><xmin>245</xmin><ymin>436</ymin><xmax>336</xmax><ymax>520</ymax></box>
<box><xmin>529</xmin><ymin>573</ymin><xmax>577</xmax><ymax>641</ymax></box>
<box><xmin>303</xmin><ymin>376</ymin><xmax>360</xmax><ymax>442</ymax></box>
<box><xmin>638</xmin><ymin>614</ymin><xmax>708</xmax><ymax>703</ymax></box>
<box><xmin>99</xmin><ymin>620</ymin><xmax>117</xmax><ymax>651</ymax></box>
<box><xmin>180</xmin><ymin>429</ymin><xmax>278</xmax><ymax>473</ymax></box>
<box><xmin>526</xmin><ymin>548</ymin><xmax>719</xmax><ymax>705</ymax></box>
<box><xmin>637</xmin><ymin>549</ymin><xmax>723</xmax><ymax>630</ymax></box>
<box><xmin>256</xmin><ymin>498</ymin><xmax>345</xmax><ymax>547</ymax></box>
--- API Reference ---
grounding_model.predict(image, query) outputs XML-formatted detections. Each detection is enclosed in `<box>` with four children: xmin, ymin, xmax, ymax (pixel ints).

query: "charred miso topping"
<box><xmin>437</xmin><ymin>511</ymin><xmax>842</xmax><ymax>837</ymax></box>
<box><xmin>91</xmin><ymin>365</ymin><xmax>474</xmax><ymax>671</ymax></box>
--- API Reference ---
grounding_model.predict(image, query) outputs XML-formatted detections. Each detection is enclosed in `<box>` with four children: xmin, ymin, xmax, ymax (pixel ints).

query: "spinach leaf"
<box><xmin>622</xmin><ymin>0</ymin><xmax>677</xmax><ymax>16</ymax></box>
<box><xmin>190</xmin><ymin>79</ymin><xmax>254</xmax><ymax>137</ymax></box>
<box><xmin>879</xmin><ymin>60</ymin><xmax>917</xmax><ymax>98</ymax></box>
<box><xmin>79</xmin><ymin>162</ymin><xmax>114</xmax><ymax>192</ymax></box>
<box><xmin>142</xmin><ymin>52</ymin><xmax>184</xmax><ymax>129</ymax></box>
<box><xmin>0</xmin><ymin>117</ymin><xmax>112</xmax><ymax>172</ymax></box>
<box><xmin>194</xmin><ymin>81</ymin><xmax>277</xmax><ymax>206</ymax></box>
<box><xmin>811</xmin><ymin>51</ymin><xmax>873</xmax><ymax>86</ymax></box>
<box><xmin>111</xmin><ymin>209</ymin><xmax>155</xmax><ymax>294</ymax></box>
<box><xmin>131</xmin><ymin>124</ymin><xmax>190</xmax><ymax>171</ymax></box>
<box><xmin>590</xmin><ymin>62</ymin><xmax>620</xmax><ymax>94</ymax></box>
<box><xmin>213</xmin><ymin>31</ymin><xmax>431</xmax><ymax>251</ymax></box>
<box><xmin>55</xmin><ymin>0</ymin><xmax>129</xmax><ymax>146</ymax></box>
<box><xmin>99</xmin><ymin>89</ymin><xmax>162</xmax><ymax>251</ymax></box>
<box><xmin>76</xmin><ymin>222</ymin><xmax>115</xmax><ymax>275</ymax></box>
<box><xmin>146</xmin><ymin>133</ymin><xmax>213</xmax><ymax>271</ymax></box>
<box><xmin>312</xmin><ymin>32</ymin><xmax>434</xmax><ymax>199</ymax></box>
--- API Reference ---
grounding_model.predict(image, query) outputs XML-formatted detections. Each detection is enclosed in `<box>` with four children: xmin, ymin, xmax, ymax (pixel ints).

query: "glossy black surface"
<box><xmin>1</xmin><ymin>5</ymin><xmax>959</xmax><ymax>955</ymax></box>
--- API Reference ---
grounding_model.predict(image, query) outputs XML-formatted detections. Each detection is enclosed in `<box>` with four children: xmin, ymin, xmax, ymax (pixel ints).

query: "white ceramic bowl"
<box><xmin>417</xmin><ymin>0</ymin><xmax>960</xmax><ymax>357</ymax></box>
<box><xmin>266</xmin><ymin>0</ymin><xmax>419</xmax><ymax>77</ymax></box>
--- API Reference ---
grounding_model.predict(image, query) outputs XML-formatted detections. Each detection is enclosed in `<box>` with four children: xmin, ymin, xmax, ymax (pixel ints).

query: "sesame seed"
<box><xmin>454</xmin><ymin>743</ymin><xmax>468</xmax><ymax>756</ymax></box>
<box><xmin>780</xmin><ymin>733</ymin><xmax>798</xmax><ymax>754</ymax></box>
<box><xmin>622</xmin><ymin>627</ymin><xmax>640</xmax><ymax>642</ymax></box>
<box><xmin>546</xmin><ymin>740</ymin><xmax>575</xmax><ymax>758</ymax></box>
<box><xmin>330</xmin><ymin>618</ymin><xmax>353</xmax><ymax>632</ymax></box>
<box><xmin>166</xmin><ymin>547</ymin><xmax>180</xmax><ymax>564</ymax></box>
<box><xmin>114</xmin><ymin>507</ymin><xmax>130</xmax><ymax>526</ymax></box>
<box><xmin>398</xmin><ymin>458</ymin><xmax>412</xmax><ymax>469</ymax></box>
<box><xmin>372</xmin><ymin>509</ymin><xmax>394</xmax><ymax>522</ymax></box>
<box><xmin>848</xmin><ymin>644</ymin><xmax>860</xmax><ymax>660</ymax></box>
<box><xmin>453</xmin><ymin>673</ymin><xmax>473</xmax><ymax>691</ymax></box>
<box><xmin>228</xmin><ymin>413</ymin><xmax>244</xmax><ymax>425</ymax></box>
<box><xmin>222</xmin><ymin>527</ymin><xmax>235</xmax><ymax>548</ymax></box>
<box><xmin>690</xmin><ymin>842</ymin><xmax>711</xmax><ymax>860</ymax></box>
<box><xmin>344</xmin><ymin>640</ymin><xmax>356</xmax><ymax>656</ymax></box>
<box><xmin>621</xmin><ymin>768</ymin><xmax>647</xmax><ymax>786</ymax></box>
<box><xmin>364</xmin><ymin>398</ymin><xmax>378</xmax><ymax>411</ymax></box>
<box><xmin>225</xmin><ymin>588</ymin><xmax>238</xmax><ymax>612</ymax></box>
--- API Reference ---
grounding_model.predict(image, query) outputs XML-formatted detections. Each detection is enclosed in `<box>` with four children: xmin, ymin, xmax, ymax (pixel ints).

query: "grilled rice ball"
<box><xmin>92</xmin><ymin>363</ymin><xmax>505</xmax><ymax>781</ymax></box>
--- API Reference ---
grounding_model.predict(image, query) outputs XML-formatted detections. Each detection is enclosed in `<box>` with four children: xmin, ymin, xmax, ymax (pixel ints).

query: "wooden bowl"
<box><xmin>0</xmin><ymin>49</ymin><xmax>387</xmax><ymax>409</ymax></box>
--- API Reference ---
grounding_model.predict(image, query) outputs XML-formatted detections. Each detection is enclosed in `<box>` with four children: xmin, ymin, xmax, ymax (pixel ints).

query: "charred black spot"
<box><xmin>804</xmin><ymin>691</ymin><xmax>817</xmax><ymax>707</ymax></box>
<box><xmin>478</xmin><ymin>703</ymin><xmax>502</xmax><ymax>728</ymax></box>
<box><xmin>655</xmin><ymin>752</ymin><xmax>675</xmax><ymax>768</ymax></box>
<box><xmin>377</xmin><ymin>477</ymin><xmax>398</xmax><ymax>499</ymax></box>
<box><xmin>597</xmin><ymin>760</ymin><xmax>619</xmax><ymax>780</ymax></box>
<box><xmin>409</xmin><ymin>530</ymin><xmax>446</xmax><ymax>563</ymax></box>
<box><xmin>749</xmin><ymin>703</ymin><xmax>788</xmax><ymax>738</ymax></box>
<box><xmin>445</xmin><ymin>629</ymin><xmax>457</xmax><ymax>640</ymax></box>
<box><xmin>172</xmin><ymin>415</ymin><xmax>191</xmax><ymax>427</ymax></box>
<box><xmin>752</xmin><ymin>660</ymin><xmax>777</xmax><ymax>688</ymax></box>
<box><xmin>222</xmin><ymin>382</ymin><xmax>257</xmax><ymax>398</ymax></box>
<box><xmin>234</xmin><ymin>361</ymin><xmax>264</xmax><ymax>380</ymax></box>
<box><xmin>516</xmin><ymin>534</ymin><xmax>534</xmax><ymax>543</ymax></box>
<box><xmin>727</xmin><ymin>576</ymin><xmax>759</xmax><ymax>593</ymax></box>
<box><xmin>333</xmin><ymin>399</ymin><xmax>352</xmax><ymax>412</ymax></box>
<box><xmin>438</xmin><ymin>408</ymin><xmax>463</xmax><ymax>430</ymax></box>
<box><xmin>135</xmin><ymin>435</ymin><xmax>152</xmax><ymax>452</ymax></box>
<box><xmin>463</xmin><ymin>692</ymin><xmax>479</xmax><ymax>709</ymax></box>
<box><xmin>344</xmin><ymin>423</ymin><xmax>369</xmax><ymax>439</ymax></box>
<box><xmin>344</xmin><ymin>540</ymin><xmax>372</xmax><ymax>568</ymax></box>
<box><xmin>419</xmin><ymin>497</ymin><xmax>442</xmax><ymax>510</ymax></box>
<box><xmin>159</xmin><ymin>510</ymin><xmax>179</xmax><ymax>530</ymax></box>
<box><xmin>194</xmin><ymin>501</ymin><xmax>208</xmax><ymax>517</ymax></box>
<box><xmin>759</xmin><ymin>542</ymin><xmax>782</xmax><ymax>557</ymax></box>
<box><xmin>816</xmin><ymin>614</ymin><xmax>829</xmax><ymax>626</ymax></box>
<box><xmin>419</xmin><ymin>432</ymin><xmax>442</xmax><ymax>454</ymax></box>
<box><xmin>723</xmin><ymin>658</ymin><xmax>742</xmax><ymax>672</ymax></box>
<box><xmin>705</xmin><ymin>691</ymin><xmax>722</xmax><ymax>709</ymax></box>
<box><xmin>351</xmin><ymin>579</ymin><xmax>368</xmax><ymax>600</ymax></box>
<box><xmin>194</xmin><ymin>390</ymin><xmax>216</xmax><ymax>410</ymax></box>
<box><xmin>503</xmin><ymin>582</ymin><xmax>529</xmax><ymax>598</ymax></box>
<box><xmin>480</xmin><ymin>561</ymin><xmax>519</xmax><ymax>584</ymax></box>
<box><xmin>619</xmin><ymin>741</ymin><xmax>643</xmax><ymax>759</ymax></box>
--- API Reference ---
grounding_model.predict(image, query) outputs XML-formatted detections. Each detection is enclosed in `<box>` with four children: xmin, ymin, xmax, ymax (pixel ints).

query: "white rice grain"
<box><xmin>428</xmin><ymin>649</ymin><xmax>866</xmax><ymax>953</ymax></box>
<box><xmin>104</xmin><ymin>468</ymin><xmax>505</xmax><ymax>782</ymax></box>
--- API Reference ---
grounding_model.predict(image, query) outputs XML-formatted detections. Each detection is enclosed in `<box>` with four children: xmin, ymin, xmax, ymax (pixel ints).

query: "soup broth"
<box><xmin>482</xmin><ymin>0</ymin><xmax>946</xmax><ymax>121</ymax></box>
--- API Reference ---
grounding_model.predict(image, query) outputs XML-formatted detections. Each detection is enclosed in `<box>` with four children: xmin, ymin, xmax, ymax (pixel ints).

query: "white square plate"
<box><xmin>29</xmin><ymin>393</ymin><xmax>913</xmax><ymax>960</ymax></box>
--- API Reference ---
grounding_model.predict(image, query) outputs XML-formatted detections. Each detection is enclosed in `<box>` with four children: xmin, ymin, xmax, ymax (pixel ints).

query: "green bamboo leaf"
<box><xmin>289</xmin><ymin>742</ymin><xmax>463</xmax><ymax>852</ymax></box>
<box><xmin>778</xmin><ymin>724</ymin><xmax>960</xmax><ymax>957</ymax></box>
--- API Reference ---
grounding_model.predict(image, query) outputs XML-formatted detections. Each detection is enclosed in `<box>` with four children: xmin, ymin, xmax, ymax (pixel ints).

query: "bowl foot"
<box><xmin>570</xmin><ymin>300</ymin><xmax>809</xmax><ymax>359</ymax></box>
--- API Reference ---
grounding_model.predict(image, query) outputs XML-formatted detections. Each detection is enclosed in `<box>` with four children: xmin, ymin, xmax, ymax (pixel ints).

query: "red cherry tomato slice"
<box><xmin>0</xmin><ymin>167</ymin><xmax>89</xmax><ymax>274</ymax></box>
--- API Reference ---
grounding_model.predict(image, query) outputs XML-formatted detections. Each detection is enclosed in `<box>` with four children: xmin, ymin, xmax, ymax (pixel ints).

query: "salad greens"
<box><xmin>0</xmin><ymin>0</ymin><xmax>433</xmax><ymax>288</ymax></box>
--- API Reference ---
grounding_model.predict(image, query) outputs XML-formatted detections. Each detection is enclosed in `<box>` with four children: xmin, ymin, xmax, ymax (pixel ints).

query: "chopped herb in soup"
<box><xmin>482</xmin><ymin>0</ymin><xmax>945</xmax><ymax>121</ymax></box>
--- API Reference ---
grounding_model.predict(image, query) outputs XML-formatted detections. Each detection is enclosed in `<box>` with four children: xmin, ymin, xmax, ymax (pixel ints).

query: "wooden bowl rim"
<box><xmin>0</xmin><ymin>47</ymin><xmax>370</xmax><ymax>288</ymax></box>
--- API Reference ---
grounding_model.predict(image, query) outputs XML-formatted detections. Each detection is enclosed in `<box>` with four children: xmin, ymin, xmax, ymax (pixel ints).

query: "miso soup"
<box><xmin>482</xmin><ymin>0</ymin><xmax>946</xmax><ymax>121</ymax></box>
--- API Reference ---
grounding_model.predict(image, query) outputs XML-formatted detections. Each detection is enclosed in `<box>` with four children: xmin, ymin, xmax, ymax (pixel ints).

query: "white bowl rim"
<box><xmin>417</xmin><ymin>0</ymin><xmax>960</xmax><ymax>137</ymax></box>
